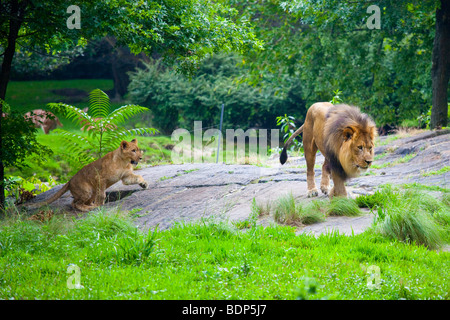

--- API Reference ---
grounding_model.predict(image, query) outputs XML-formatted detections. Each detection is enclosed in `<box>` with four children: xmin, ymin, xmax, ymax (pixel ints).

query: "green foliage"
<box><xmin>4</xmin><ymin>175</ymin><xmax>57</xmax><ymax>203</ymax></box>
<box><xmin>329</xmin><ymin>89</ymin><xmax>343</xmax><ymax>105</ymax></box>
<box><xmin>276</xmin><ymin>114</ymin><xmax>303</xmax><ymax>151</ymax></box>
<box><xmin>1</xmin><ymin>100</ymin><xmax>53</xmax><ymax>206</ymax></box>
<box><xmin>1</xmin><ymin>100</ymin><xmax>52</xmax><ymax>170</ymax></box>
<box><xmin>48</xmin><ymin>89</ymin><xmax>158</xmax><ymax>170</ymax></box>
<box><xmin>417</xmin><ymin>105</ymin><xmax>433</xmax><ymax>129</ymax></box>
<box><xmin>0</xmin><ymin>0</ymin><xmax>262</xmax><ymax>76</ymax></box>
<box><xmin>127</xmin><ymin>54</ymin><xmax>305</xmax><ymax>134</ymax></box>
<box><xmin>234</xmin><ymin>0</ymin><xmax>438</xmax><ymax>127</ymax></box>
<box><xmin>294</xmin><ymin>276</ymin><xmax>320</xmax><ymax>300</ymax></box>
<box><xmin>421</xmin><ymin>166</ymin><xmax>450</xmax><ymax>177</ymax></box>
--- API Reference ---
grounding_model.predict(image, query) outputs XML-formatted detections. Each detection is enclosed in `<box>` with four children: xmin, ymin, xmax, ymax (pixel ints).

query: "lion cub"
<box><xmin>27</xmin><ymin>139</ymin><xmax>148</xmax><ymax>212</ymax></box>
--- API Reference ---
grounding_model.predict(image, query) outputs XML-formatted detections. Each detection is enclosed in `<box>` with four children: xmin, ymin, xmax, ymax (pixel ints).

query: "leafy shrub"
<box><xmin>4</xmin><ymin>175</ymin><xmax>57</xmax><ymax>205</ymax></box>
<box><xmin>127</xmin><ymin>54</ymin><xmax>306</xmax><ymax>134</ymax></box>
<box><xmin>276</xmin><ymin>114</ymin><xmax>303</xmax><ymax>152</ymax></box>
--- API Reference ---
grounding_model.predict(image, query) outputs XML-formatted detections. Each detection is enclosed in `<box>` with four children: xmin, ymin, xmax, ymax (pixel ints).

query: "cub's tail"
<box><xmin>280</xmin><ymin>124</ymin><xmax>304</xmax><ymax>165</ymax></box>
<box><xmin>24</xmin><ymin>182</ymin><xmax>70</xmax><ymax>209</ymax></box>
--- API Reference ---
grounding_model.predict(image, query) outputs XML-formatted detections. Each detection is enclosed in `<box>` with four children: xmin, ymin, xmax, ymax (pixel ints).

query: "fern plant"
<box><xmin>48</xmin><ymin>89</ymin><xmax>158</xmax><ymax>171</ymax></box>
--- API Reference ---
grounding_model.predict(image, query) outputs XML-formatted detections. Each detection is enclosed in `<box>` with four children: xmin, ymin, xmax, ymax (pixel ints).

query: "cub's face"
<box><xmin>120</xmin><ymin>139</ymin><xmax>143</xmax><ymax>165</ymax></box>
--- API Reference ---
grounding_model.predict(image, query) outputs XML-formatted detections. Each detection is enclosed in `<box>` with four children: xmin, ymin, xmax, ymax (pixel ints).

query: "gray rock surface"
<box><xmin>27</xmin><ymin>129</ymin><xmax>450</xmax><ymax>237</ymax></box>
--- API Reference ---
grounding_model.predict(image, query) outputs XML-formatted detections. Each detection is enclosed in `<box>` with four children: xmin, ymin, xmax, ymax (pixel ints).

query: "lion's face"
<box><xmin>120</xmin><ymin>139</ymin><xmax>143</xmax><ymax>165</ymax></box>
<box><xmin>339</xmin><ymin>125</ymin><xmax>376</xmax><ymax>178</ymax></box>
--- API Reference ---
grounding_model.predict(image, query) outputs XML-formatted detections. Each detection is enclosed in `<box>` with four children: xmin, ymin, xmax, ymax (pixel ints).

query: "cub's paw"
<box><xmin>139</xmin><ymin>181</ymin><xmax>149</xmax><ymax>189</ymax></box>
<box><xmin>307</xmin><ymin>188</ymin><xmax>319</xmax><ymax>198</ymax></box>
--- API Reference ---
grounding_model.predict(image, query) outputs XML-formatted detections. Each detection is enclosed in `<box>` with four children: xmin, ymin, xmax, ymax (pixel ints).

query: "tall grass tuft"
<box><xmin>326</xmin><ymin>197</ymin><xmax>361</xmax><ymax>216</ymax></box>
<box><xmin>360</xmin><ymin>185</ymin><xmax>450</xmax><ymax>249</ymax></box>
<box><xmin>273</xmin><ymin>193</ymin><xmax>325</xmax><ymax>226</ymax></box>
<box><xmin>374</xmin><ymin>206</ymin><xmax>444</xmax><ymax>250</ymax></box>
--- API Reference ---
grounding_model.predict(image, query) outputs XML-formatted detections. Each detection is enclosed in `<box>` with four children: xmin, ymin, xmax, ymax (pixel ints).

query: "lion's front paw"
<box><xmin>320</xmin><ymin>186</ymin><xmax>330</xmax><ymax>195</ymax></box>
<box><xmin>307</xmin><ymin>188</ymin><xmax>319</xmax><ymax>198</ymax></box>
<box><xmin>139</xmin><ymin>181</ymin><xmax>149</xmax><ymax>189</ymax></box>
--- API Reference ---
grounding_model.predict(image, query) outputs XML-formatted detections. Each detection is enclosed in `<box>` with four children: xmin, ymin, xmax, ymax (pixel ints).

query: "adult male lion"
<box><xmin>26</xmin><ymin>139</ymin><xmax>148</xmax><ymax>212</ymax></box>
<box><xmin>280</xmin><ymin>102</ymin><xmax>376</xmax><ymax>198</ymax></box>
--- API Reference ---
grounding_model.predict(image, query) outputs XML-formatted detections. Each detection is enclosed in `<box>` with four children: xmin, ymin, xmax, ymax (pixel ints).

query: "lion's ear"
<box><xmin>370</xmin><ymin>126</ymin><xmax>378</xmax><ymax>141</ymax></box>
<box><xmin>343</xmin><ymin>126</ymin><xmax>355</xmax><ymax>141</ymax></box>
<box><xmin>121</xmin><ymin>140</ymin><xmax>128</xmax><ymax>150</ymax></box>
<box><xmin>131</xmin><ymin>138</ymin><xmax>138</xmax><ymax>145</ymax></box>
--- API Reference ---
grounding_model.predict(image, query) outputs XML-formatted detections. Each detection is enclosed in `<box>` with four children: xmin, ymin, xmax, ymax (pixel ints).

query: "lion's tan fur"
<box><xmin>27</xmin><ymin>139</ymin><xmax>148</xmax><ymax>212</ymax></box>
<box><xmin>280</xmin><ymin>102</ymin><xmax>376</xmax><ymax>197</ymax></box>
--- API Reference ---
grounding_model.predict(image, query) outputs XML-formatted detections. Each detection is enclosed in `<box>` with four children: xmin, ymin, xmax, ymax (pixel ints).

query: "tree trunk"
<box><xmin>431</xmin><ymin>0</ymin><xmax>450</xmax><ymax>129</ymax></box>
<box><xmin>104</xmin><ymin>36</ymin><xmax>150</xmax><ymax>100</ymax></box>
<box><xmin>0</xmin><ymin>0</ymin><xmax>24</xmax><ymax>213</ymax></box>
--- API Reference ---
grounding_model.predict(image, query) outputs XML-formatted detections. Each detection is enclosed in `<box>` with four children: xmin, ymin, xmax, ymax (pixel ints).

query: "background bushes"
<box><xmin>127</xmin><ymin>54</ymin><xmax>306</xmax><ymax>134</ymax></box>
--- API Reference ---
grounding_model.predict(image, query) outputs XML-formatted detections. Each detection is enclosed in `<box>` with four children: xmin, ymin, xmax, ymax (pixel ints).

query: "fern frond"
<box><xmin>48</xmin><ymin>103</ymin><xmax>93</xmax><ymax>127</ymax></box>
<box><xmin>52</xmin><ymin>129</ymin><xmax>96</xmax><ymax>168</ymax></box>
<box><xmin>102</xmin><ymin>127</ymin><xmax>159</xmax><ymax>152</ymax></box>
<box><xmin>89</xmin><ymin>89</ymin><xmax>110</xmax><ymax>118</ymax></box>
<box><xmin>53</xmin><ymin>129</ymin><xmax>96</xmax><ymax>151</ymax></box>
<box><xmin>106</xmin><ymin>104</ymin><xmax>150</xmax><ymax>126</ymax></box>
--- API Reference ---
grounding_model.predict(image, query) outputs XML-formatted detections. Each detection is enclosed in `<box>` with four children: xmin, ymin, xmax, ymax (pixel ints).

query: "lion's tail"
<box><xmin>25</xmin><ymin>182</ymin><xmax>70</xmax><ymax>209</ymax></box>
<box><xmin>280</xmin><ymin>124</ymin><xmax>304</xmax><ymax>165</ymax></box>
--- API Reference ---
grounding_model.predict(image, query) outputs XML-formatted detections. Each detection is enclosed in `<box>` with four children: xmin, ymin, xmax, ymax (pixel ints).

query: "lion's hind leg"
<box><xmin>70</xmin><ymin>183</ymin><xmax>98</xmax><ymax>212</ymax></box>
<box><xmin>304</xmin><ymin>135</ymin><xmax>319</xmax><ymax>198</ymax></box>
<box><xmin>72</xmin><ymin>200</ymin><xmax>97</xmax><ymax>212</ymax></box>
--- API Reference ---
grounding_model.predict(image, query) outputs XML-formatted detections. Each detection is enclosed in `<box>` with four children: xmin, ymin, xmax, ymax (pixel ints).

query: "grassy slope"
<box><xmin>6</xmin><ymin>79</ymin><xmax>114</xmax><ymax>111</ymax></box>
<box><xmin>5</xmin><ymin>79</ymin><xmax>120</xmax><ymax>131</ymax></box>
<box><xmin>0</xmin><ymin>209</ymin><xmax>448</xmax><ymax>300</ymax></box>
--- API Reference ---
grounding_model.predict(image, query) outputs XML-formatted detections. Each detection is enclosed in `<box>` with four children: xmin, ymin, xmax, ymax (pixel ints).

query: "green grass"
<box><xmin>0</xmin><ymin>207</ymin><xmax>448</xmax><ymax>300</ymax></box>
<box><xmin>5</xmin><ymin>79</ymin><xmax>123</xmax><ymax>132</ymax></box>
<box><xmin>5</xmin><ymin>79</ymin><xmax>115</xmax><ymax>112</ymax></box>
<box><xmin>326</xmin><ymin>197</ymin><xmax>361</xmax><ymax>216</ymax></box>
<box><xmin>273</xmin><ymin>193</ymin><xmax>326</xmax><ymax>226</ymax></box>
<box><xmin>421</xmin><ymin>166</ymin><xmax>450</xmax><ymax>177</ymax></box>
<box><xmin>356</xmin><ymin>185</ymin><xmax>450</xmax><ymax>249</ymax></box>
<box><xmin>372</xmin><ymin>153</ymin><xmax>417</xmax><ymax>169</ymax></box>
<box><xmin>376</xmin><ymin>135</ymin><xmax>400</xmax><ymax>147</ymax></box>
<box><xmin>271</xmin><ymin>193</ymin><xmax>363</xmax><ymax>226</ymax></box>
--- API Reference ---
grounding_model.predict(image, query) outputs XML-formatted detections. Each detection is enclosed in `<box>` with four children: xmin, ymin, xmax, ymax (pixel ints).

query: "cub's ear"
<box><xmin>121</xmin><ymin>140</ymin><xmax>128</xmax><ymax>150</ymax></box>
<box><xmin>342</xmin><ymin>126</ymin><xmax>355</xmax><ymax>141</ymax></box>
<box><xmin>131</xmin><ymin>138</ymin><xmax>138</xmax><ymax>145</ymax></box>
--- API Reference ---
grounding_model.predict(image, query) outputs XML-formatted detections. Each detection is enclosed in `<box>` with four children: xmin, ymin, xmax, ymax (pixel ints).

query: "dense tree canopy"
<box><xmin>231</xmin><ymin>0</ymin><xmax>444</xmax><ymax>128</ymax></box>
